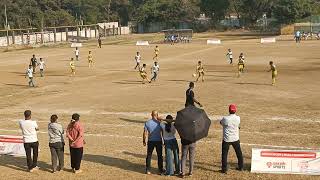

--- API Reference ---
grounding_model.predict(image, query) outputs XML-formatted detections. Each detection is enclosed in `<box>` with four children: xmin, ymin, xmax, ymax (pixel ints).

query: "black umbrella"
<box><xmin>175</xmin><ymin>105</ymin><xmax>211</xmax><ymax>142</ymax></box>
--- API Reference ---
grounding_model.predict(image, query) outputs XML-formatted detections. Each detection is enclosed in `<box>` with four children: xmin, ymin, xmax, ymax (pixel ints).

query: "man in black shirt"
<box><xmin>185</xmin><ymin>82</ymin><xmax>202</xmax><ymax>107</ymax></box>
<box><xmin>30</xmin><ymin>54</ymin><xmax>37</xmax><ymax>73</ymax></box>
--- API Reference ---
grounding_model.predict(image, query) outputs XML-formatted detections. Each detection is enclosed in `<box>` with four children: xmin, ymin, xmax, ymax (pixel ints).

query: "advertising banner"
<box><xmin>0</xmin><ymin>135</ymin><xmax>25</xmax><ymax>156</ymax></box>
<box><xmin>251</xmin><ymin>148</ymin><xmax>320</xmax><ymax>175</ymax></box>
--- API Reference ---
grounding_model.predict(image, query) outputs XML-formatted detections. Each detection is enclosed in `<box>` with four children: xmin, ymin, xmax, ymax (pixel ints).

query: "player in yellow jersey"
<box><xmin>237</xmin><ymin>53</ymin><xmax>245</xmax><ymax>77</ymax></box>
<box><xmin>139</xmin><ymin>64</ymin><xmax>151</xmax><ymax>84</ymax></box>
<box><xmin>196</xmin><ymin>61</ymin><xmax>205</xmax><ymax>82</ymax></box>
<box><xmin>268</xmin><ymin>61</ymin><xmax>277</xmax><ymax>86</ymax></box>
<box><xmin>153</xmin><ymin>45</ymin><xmax>159</xmax><ymax>61</ymax></box>
<box><xmin>88</xmin><ymin>51</ymin><xmax>94</xmax><ymax>68</ymax></box>
<box><xmin>70</xmin><ymin>58</ymin><xmax>76</xmax><ymax>76</ymax></box>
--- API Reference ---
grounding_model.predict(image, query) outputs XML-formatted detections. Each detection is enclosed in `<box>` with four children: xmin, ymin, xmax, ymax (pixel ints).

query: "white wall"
<box><xmin>0</xmin><ymin>25</ymin><xmax>130</xmax><ymax>47</ymax></box>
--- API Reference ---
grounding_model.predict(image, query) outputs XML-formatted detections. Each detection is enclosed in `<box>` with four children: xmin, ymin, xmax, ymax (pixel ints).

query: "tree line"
<box><xmin>0</xmin><ymin>0</ymin><xmax>319</xmax><ymax>29</ymax></box>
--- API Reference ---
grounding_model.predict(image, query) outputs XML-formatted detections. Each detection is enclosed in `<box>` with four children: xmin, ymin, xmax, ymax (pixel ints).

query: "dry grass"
<box><xmin>0</xmin><ymin>32</ymin><xmax>319</xmax><ymax>179</ymax></box>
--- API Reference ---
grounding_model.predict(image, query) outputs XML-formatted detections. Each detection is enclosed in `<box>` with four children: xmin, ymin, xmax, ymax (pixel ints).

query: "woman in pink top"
<box><xmin>66</xmin><ymin>113</ymin><xmax>84</xmax><ymax>174</ymax></box>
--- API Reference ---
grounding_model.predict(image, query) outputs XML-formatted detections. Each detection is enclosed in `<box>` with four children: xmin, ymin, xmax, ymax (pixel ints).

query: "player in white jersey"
<box><xmin>25</xmin><ymin>65</ymin><xmax>35</xmax><ymax>87</ymax></box>
<box><xmin>134</xmin><ymin>52</ymin><xmax>141</xmax><ymax>70</ymax></box>
<box><xmin>226</xmin><ymin>49</ymin><xmax>233</xmax><ymax>64</ymax></box>
<box><xmin>75</xmin><ymin>47</ymin><xmax>80</xmax><ymax>61</ymax></box>
<box><xmin>38</xmin><ymin>58</ymin><xmax>46</xmax><ymax>77</ymax></box>
<box><xmin>151</xmin><ymin>61</ymin><xmax>160</xmax><ymax>81</ymax></box>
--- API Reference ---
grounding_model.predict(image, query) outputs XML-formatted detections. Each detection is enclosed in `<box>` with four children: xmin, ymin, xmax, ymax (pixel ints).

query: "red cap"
<box><xmin>229</xmin><ymin>104</ymin><xmax>237</xmax><ymax>113</ymax></box>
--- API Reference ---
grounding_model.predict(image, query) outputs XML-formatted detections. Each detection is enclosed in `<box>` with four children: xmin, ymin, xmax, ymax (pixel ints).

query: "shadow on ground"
<box><xmin>113</xmin><ymin>80</ymin><xmax>143</xmax><ymax>85</ymax></box>
<box><xmin>235</xmin><ymin>82</ymin><xmax>270</xmax><ymax>86</ymax></box>
<box><xmin>119</xmin><ymin>118</ymin><xmax>145</xmax><ymax>124</ymax></box>
<box><xmin>83</xmin><ymin>154</ymin><xmax>156</xmax><ymax>174</ymax></box>
<box><xmin>0</xmin><ymin>155</ymin><xmax>52</xmax><ymax>173</ymax></box>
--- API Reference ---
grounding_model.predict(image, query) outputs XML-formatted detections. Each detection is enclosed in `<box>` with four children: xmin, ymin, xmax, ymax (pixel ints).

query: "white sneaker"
<box><xmin>74</xmin><ymin>169</ymin><xmax>83</xmax><ymax>174</ymax></box>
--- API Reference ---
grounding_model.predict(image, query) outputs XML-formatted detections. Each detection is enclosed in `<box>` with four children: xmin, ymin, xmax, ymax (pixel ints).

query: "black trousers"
<box><xmin>221</xmin><ymin>140</ymin><xmax>243</xmax><ymax>171</ymax></box>
<box><xmin>146</xmin><ymin>141</ymin><xmax>163</xmax><ymax>172</ymax></box>
<box><xmin>23</xmin><ymin>141</ymin><xmax>39</xmax><ymax>170</ymax></box>
<box><xmin>70</xmin><ymin>147</ymin><xmax>83</xmax><ymax>170</ymax></box>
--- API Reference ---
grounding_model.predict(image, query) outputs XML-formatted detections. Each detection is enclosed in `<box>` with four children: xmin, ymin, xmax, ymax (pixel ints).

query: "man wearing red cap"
<box><xmin>220</xmin><ymin>104</ymin><xmax>243</xmax><ymax>174</ymax></box>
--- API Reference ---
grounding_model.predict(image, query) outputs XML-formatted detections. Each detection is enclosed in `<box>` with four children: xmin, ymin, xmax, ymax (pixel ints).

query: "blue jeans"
<box><xmin>164</xmin><ymin>138</ymin><xmax>180</xmax><ymax>175</ymax></box>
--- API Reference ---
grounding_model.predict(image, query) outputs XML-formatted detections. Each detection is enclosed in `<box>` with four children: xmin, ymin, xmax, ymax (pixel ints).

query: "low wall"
<box><xmin>0</xmin><ymin>25</ymin><xmax>131</xmax><ymax>47</ymax></box>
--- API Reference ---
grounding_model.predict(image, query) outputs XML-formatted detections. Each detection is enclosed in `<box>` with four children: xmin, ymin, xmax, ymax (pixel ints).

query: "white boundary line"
<box><xmin>3</xmin><ymin>120</ymin><xmax>320</xmax><ymax>137</ymax></box>
<box><xmin>0</xmin><ymin>128</ymin><xmax>318</xmax><ymax>150</ymax></box>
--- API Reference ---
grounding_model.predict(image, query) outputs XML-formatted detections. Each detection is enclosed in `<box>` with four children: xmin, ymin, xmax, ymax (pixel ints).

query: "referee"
<box><xmin>185</xmin><ymin>82</ymin><xmax>202</xmax><ymax>107</ymax></box>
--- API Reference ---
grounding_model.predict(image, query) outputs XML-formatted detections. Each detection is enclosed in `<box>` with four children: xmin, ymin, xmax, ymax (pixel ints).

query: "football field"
<box><xmin>0</xmin><ymin>33</ymin><xmax>319</xmax><ymax>180</ymax></box>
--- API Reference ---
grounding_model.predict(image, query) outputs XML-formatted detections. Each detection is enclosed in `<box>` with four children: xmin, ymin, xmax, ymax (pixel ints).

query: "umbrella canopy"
<box><xmin>175</xmin><ymin>106</ymin><xmax>211</xmax><ymax>142</ymax></box>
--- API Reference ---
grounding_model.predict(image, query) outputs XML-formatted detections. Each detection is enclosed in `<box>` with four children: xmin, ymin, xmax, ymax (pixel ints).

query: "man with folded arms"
<box><xmin>19</xmin><ymin>110</ymin><xmax>39</xmax><ymax>172</ymax></box>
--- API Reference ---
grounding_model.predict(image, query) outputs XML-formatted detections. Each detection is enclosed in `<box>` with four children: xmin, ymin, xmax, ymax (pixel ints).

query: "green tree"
<box><xmin>273</xmin><ymin>0</ymin><xmax>313</xmax><ymax>24</ymax></box>
<box><xmin>200</xmin><ymin>0</ymin><xmax>230</xmax><ymax>21</ymax></box>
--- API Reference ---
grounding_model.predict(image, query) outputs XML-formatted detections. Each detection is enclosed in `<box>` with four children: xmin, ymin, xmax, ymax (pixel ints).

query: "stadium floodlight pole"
<box><xmin>4</xmin><ymin>4</ymin><xmax>9</xmax><ymax>46</ymax></box>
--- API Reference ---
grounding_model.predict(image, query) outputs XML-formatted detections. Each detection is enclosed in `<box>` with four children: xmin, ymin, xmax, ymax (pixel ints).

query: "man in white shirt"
<box><xmin>19</xmin><ymin>110</ymin><xmax>39</xmax><ymax>172</ymax></box>
<box><xmin>38</xmin><ymin>58</ymin><xmax>46</xmax><ymax>77</ymax></box>
<box><xmin>75</xmin><ymin>47</ymin><xmax>80</xmax><ymax>61</ymax></box>
<box><xmin>151</xmin><ymin>61</ymin><xmax>160</xmax><ymax>81</ymax></box>
<box><xmin>226</xmin><ymin>49</ymin><xmax>233</xmax><ymax>64</ymax></box>
<box><xmin>25</xmin><ymin>65</ymin><xmax>35</xmax><ymax>87</ymax></box>
<box><xmin>134</xmin><ymin>52</ymin><xmax>141</xmax><ymax>70</ymax></box>
<box><xmin>220</xmin><ymin>104</ymin><xmax>243</xmax><ymax>174</ymax></box>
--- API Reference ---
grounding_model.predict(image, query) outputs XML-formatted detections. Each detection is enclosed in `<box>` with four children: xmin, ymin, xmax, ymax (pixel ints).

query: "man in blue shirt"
<box><xmin>143</xmin><ymin>110</ymin><xmax>164</xmax><ymax>175</ymax></box>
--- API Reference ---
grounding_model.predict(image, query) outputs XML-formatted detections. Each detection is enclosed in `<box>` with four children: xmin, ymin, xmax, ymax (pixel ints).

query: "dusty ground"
<box><xmin>0</xmin><ymin>33</ymin><xmax>319</xmax><ymax>180</ymax></box>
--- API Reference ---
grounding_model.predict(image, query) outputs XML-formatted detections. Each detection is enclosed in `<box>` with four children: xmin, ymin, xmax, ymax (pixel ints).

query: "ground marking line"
<box><xmin>3</xmin><ymin>119</ymin><xmax>320</xmax><ymax>137</ymax></box>
<box><xmin>0</xmin><ymin>129</ymin><xmax>318</xmax><ymax>150</ymax></box>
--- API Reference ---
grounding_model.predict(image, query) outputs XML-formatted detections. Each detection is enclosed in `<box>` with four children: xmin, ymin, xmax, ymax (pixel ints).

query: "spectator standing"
<box><xmin>66</xmin><ymin>113</ymin><xmax>85</xmax><ymax>174</ymax></box>
<box><xmin>220</xmin><ymin>104</ymin><xmax>244</xmax><ymax>174</ymax></box>
<box><xmin>19</xmin><ymin>110</ymin><xmax>39</xmax><ymax>172</ymax></box>
<box><xmin>180</xmin><ymin>138</ymin><xmax>196</xmax><ymax>178</ymax></box>
<box><xmin>143</xmin><ymin>110</ymin><xmax>164</xmax><ymax>175</ymax></box>
<box><xmin>48</xmin><ymin>114</ymin><xmax>65</xmax><ymax>173</ymax></box>
<box><xmin>160</xmin><ymin>115</ymin><xmax>180</xmax><ymax>176</ymax></box>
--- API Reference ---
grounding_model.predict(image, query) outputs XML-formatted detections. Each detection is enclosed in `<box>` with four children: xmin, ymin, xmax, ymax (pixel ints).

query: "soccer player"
<box><xmin>38</xmin><ymin>58</ymin><xmax>46</xmax><ymax>77</ymax></box>
<box><xmin>88</xmin><ymin>51</ymin><xmax>94</xmax><ymax>68</ymax></box>
<box><xmin>30</xmin><ymin>54</ymin><xmax>37</xmax><ymax>73</ymax></box>
<box><xmin>226</xmin><ymin>49</ymin><xmax>233</xmax><ymax>64</ymax></box>
<box><xmin>25</xmin><ymin>65</ymin><xmax>35</xmax><ymax>87</ymax></box>
<box><xmin>170</xmin><ymin>35</ymin><xmax>175</xmax><ymax>45</ymax></box>
<box><xmin>75</xmin><ymin>47</ymin><xmax>80</xmax><ymax>61</ymax></box>
<box><xmin>98</xmin><ymin>37</ymin><xmax>102</xmax><ymax>48</ymax></box>
<box><xmin>70</xmin><ymin>58</ymin><xmax>76</xmax><ymax>76</ymax></box>
<box><xmin>134</xmin><ymin>52</ymin><xmax>141</xmax><ymax>70</ymax></box>
<box><xmin>151</xmin><ymin>61</ymin><xmax>160</xmax><ymax>82</ymax></box>
<box><xmin>295</xmin><ymin>30</ymin><xmax>301</xmax><ymax>43</ymax></box>
<box><xmin>237</xmin><ymin>53</ymin><xmax>245</xmax><ymax>77</ymax></box>
<box><xmin>153</xmin><ymin>46</ymin><xmax>159</xmax><ymax>61</ymax></box>
<box><xmin>139</xmin><ymin>64</ymin><xmax>151</xmax><ymax>84</ymax></box>
<box><xmin>268</xmin><ymin>61</ymin><xmax>277</xmax><ymax>86</ymax></box>
<box><xmin>196</xmin><ymin>61</ymin><xmax>205</xmax><ymax>82</ymax></box>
